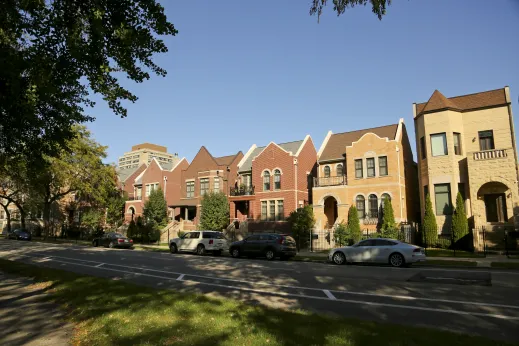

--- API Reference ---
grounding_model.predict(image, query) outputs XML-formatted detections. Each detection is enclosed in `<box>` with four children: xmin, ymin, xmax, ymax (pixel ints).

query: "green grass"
<box><xmin>417</xmin><ymin>260</ymin><xmax>478</xmax><ymax>267</ymax></box>
<box><xmin>133</xmin><ymin>244</ymin><xmax>170</xmax><ymax>253</ymax></box>
<box><xmin>490</xmin><ymin>262</ymin><xmax>519</xmax><ymax>269</ymax></box>
<box><xmin>425</xmin><ymin>249</ymin><xmax>484</xmax><ymax>258</ymax></box>
<box><xmin>0</xmin><ymin>259</ymin><xmax>509</xmax><ymax>346</ymax></box>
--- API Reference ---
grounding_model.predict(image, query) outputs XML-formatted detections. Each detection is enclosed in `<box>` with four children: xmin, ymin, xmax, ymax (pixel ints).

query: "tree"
<box><xmin>143</xmin><ymin>187</ymin><xmax>168</xmax><ymax>230</ymax></box>
<box><xmin>381</xmin><ymin>197</ymin><xmax>398</xmax><ymax>239</ymax></box>
<box><xmin>452</xmin><ymin>192</ymin><xmax>469</xmax><ymax>246</ymax></box>
<box><xmin>80</xmin><ymin>208</ymin><xmax>104</xmax><ymax>238</ymax></box>
<box><xmin>287</xmin><ymin>205</ymin><xmax>316</xmax><ymax>251</ymax></box>
<box><xmin>333</xmin><ymin>221</ymin><xmax>348</xmax><ymax>247</ymax></box>
<box><xmin>199</xmin><ymin>192</ymin><xmax>229</xmax><ymax>231</ymax></box>
<box><xmin>346</xmin><ymin>206</ymin><xmax>362</xmax><ymax>244</ymax></box>
<box><xmin>106</xmin><ymin>194</ymin><xmax>128</xmax><ymax>228</ymax></box>
<box><xmin>127</xmin><ymin>219</ymin><xmax>138</xmax><ymax>239</ymax></box>
<box><xmin>310</xmin><ymin>0</ymin><xmax>393</xmax><ymax>22</ymax></box>
<box><xmin>423</xmin><ymin>193</ymin><xmax>438</xmax><ymax>246</ymax></box>
<box><xmin>1</xmin><ymin>0</ymin><xmax>177</xmax><ymax>163</ymax></box>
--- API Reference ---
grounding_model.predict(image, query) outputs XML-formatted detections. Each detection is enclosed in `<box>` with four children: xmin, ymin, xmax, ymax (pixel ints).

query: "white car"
<box><xmin>169</xmin><ymin>231</ymin><xmax>228</xmax><ymax>256</ymax></box>
<box><xmin>328</xmin><ymin>238</ymin><xmax>426</xmax><ymax>267</ymax></box>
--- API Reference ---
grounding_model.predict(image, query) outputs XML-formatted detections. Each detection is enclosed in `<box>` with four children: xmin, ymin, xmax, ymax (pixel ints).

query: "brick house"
<box><xmin>229</xmin><ymin>136</ymin><xmax>317</xmax><ymax>233</ymax></box>
<box><xmin>116</xmin><ymin>163</ymin><xmax>147</xmax><ymax>197</ymax></box>
<box><xmin>413</xmin><ymin>87</ymin><xmax>519</xmax><ymax>238</ymax></box>
<box><xmin>124</xmin><ymin>156</ymin><xmax>189</xmax><ymax>222</ymax></box>
<box><xmin>312</xmin><ymin>119</ymin><xmax>419</xmax><ymax>247</ymax></box>
<box><xmin>171</xmin><ymin>146</ymin><xmax>243</xmax><ymax>230</ymax></box>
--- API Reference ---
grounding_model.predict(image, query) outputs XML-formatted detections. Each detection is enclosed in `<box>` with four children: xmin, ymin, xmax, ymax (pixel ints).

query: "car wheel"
<box><xmin>170</xmin><ymin>243</ymin><xmax>178</xmax><ymax>254</ymax></box>
<box><xmin>213</xmin><ymin>250</ymin><xmax>222</xmax><ymax>256</ymax></box>
<box><xmin>332</xmin><ymin>251</ymin><xmax>346</xmax><ymax>265</ymax></box>
<box><xmin>389</xmin><ymin>253</ymin><xmax>405</xmax><ymax>268</ymax></box>
<box><xmin>196</xmin><ymin>244</ymin><xmax>206</xmax><ymax>256</ymax></box>
<box><xmin>265</xmin><ymin>248</ymin><xmax>276</xmax><ymax>261</ymax></box>
<box><xmin>109</xmin><ymin>241</ymin><xmax>115</xmax><ymax>249</ymax></box>
<box><xmin>231</xmin><ymin>248</ymin><xmax>240</xmax><ymax>258</ymax></box>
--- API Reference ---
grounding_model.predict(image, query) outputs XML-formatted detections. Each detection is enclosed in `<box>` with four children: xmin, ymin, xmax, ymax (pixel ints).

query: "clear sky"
<box><xmin>87</xmin><ymin>0</ymin><xmax>519</xmax><ymax>164</ymax></box>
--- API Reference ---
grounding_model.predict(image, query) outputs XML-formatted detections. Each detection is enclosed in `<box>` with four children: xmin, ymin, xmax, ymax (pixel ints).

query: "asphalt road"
<box><xmin>1</xmin><ymin>239</ymin><xmax>519</xmax><ymax>343</ymax></box>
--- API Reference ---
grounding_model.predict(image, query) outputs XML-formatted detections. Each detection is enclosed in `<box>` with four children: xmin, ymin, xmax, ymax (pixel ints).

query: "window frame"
<box><xmin>368</xmin><ymin>194</ymin><xmax>378</xmax><ymax>218</ymax></box>
<box><xmin>263</xmin><ymin>171</ymin><xmax>271</xmax><ymax>191</ymax></box>
<box><xmin>269</xmin><ymin>200</ymin><xmax>276</xmax><ymax>221</ymax></box>
<box><xmin>355</xmin><ymin>159</ymin><xmax>363</xmax><ymax>179</ymax></box>
<box><xmin>366</xmin><ymin>158</ymin><xmax>375</xmax><ymax>177</ymax></box>
<box><xmin>378</xmin><ymin>156</ymin><xmax>388</xmax><ymax>176</ymax></box>
<box><xmin>274</xmin><ymin>169</ymin><xmax>281</xmax><ymax>190</ymax></box>
<box><xmin>200</xmin><ymin>178</ymin><xmax>210</xmax><ymax>196</ymax></box>
<box><xmin>323</xmin><ymin>166</ymin><xmax>331</xmax><ymax>178</ymax></box>
<box><xmin>186</xmin><ymin>181</ymin><xmax>195</xmax><ymax>198</ymax></box>
<box><xmin>336</xmin><ymin>164</ymin><xmax>344</xmax><ymax>177</ymax></box>
<box><xmin>430</xmin><ymin>132</ymin><xmax>448</xmax><ymax>157</ymax></box>
<box><xmin>276</xmin><ymin>200</ymin><xmax>284</xmax><ymax>221</ymax></box>
<box><xmin>453</xmin><ymin>132</ymin><xmax>462</xmax><ymax>155</ymax></box>
<box><xmin>434</xmin><ymin>183</ymin><xmax>452</xmax><ymax>216</ymax></box>
<box><xmin>261</xmin><ymin>201</ymin><xmax>268</xmax><ymax>220</ymax></box>
<box><xmin>213</xmin><ymin>177</ymin><xmax>220</xmax><ymax>193</ymax></box>
<box><xmin>356</xmin><ymin>195</ymin><xmax>365</xmax><ymax>219</ymax></box>
<box><xmin>478</xmin><ymin>130</ymin><xmax>495</xmax><ymax>151</ymax></box>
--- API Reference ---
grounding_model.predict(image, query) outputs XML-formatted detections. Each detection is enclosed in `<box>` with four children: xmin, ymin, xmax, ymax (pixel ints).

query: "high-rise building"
<box><xmin>118</xmin><ymin>143</ymin><xmax>178</xmax><ymax>169</ymax></box>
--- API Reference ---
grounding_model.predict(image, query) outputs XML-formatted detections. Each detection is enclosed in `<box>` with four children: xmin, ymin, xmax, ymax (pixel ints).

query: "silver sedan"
<box><xmin>328</xmin><ymin>238</ymin><xmax>426</xmax><ymax>267</ymax></box>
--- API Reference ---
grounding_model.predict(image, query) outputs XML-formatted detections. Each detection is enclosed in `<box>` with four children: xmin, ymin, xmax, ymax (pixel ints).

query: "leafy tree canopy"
<box><xmin>310</xmin><ymin>0</ymin><xmax>393</xmax><ymax>22</ymax></box>
<box><xmin>199</xmin><ymin>192</ymin><xmax>229</xmax><ymax>231</ymax></box>
<box><xmin>287</xmin><ymin>205</ymin><xmax>315</xmax><ymax>250</ymax></box>
<box><xmin>143</xmin><ymin>187</ymin><xmax>168</xmax><ymax>229</ymax></box>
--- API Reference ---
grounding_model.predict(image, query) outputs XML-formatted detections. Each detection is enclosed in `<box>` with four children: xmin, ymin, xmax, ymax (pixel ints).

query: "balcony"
<box><xmin>472</xmin><ymin>148</ymin><xmax>509</xmax><ymax>161</ymax></box>
<box><xmin>127</xmin><ymin>195</ymin><xmax>141</xmax><ymax>201</ymax></box>
<box><xmin>229</xmin><ymin>186</ymin><xmax>255</xmax><ymax>196</ymax></box>
<box><xmin>313</xmin><ymin>175</ymin><xmax>347</xmax><ymax>187</ymax></box>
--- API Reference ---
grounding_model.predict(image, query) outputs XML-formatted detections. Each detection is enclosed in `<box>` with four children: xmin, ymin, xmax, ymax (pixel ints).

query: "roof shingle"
<box><xmin>238</xmin><ymin>140</ymin><xmax>305</xmax><ymax>172</ymax></box>
<box><xmin>416</xmin><ymin>88</ymin><xmax>507</xmax><ymax>115</ymax></box>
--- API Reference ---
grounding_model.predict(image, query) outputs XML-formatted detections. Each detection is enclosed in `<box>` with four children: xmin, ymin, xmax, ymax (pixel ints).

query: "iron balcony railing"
<box><xmin>313</xmin><ymin>175</ymin><xmax>347</xmax><ymax>187</ymax></box>
<box><xmin>229</xmin><ymin>186</ymin><xmax>255</xmax><ymax>196</ymax></box>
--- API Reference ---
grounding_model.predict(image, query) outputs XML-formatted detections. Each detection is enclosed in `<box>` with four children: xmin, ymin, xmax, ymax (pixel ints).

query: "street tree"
<box><xmin>287</xmin><ymin>205</ymin><xmax>316</xmax><ymax>251</ymax></box>
<box><xmin>143</xmin><ymin>187</ymin><xmax>168</xmax><ymax>230</ymax></box>
<box><xmin>346</xmin><ymin>205</ymin><xmax>362</xmax><ymax>244</ymax></box>
<box><xmin>310</xmin><ymin>0</ymin><xmax>393</xmax><ymax>22</ymax></box>
<box><xmin>199</xmin><ymin>192</ymin><xmax>230</xmax><ymax>231</ymax></box>
<box><xmin>1</xmin><ymin>0</ymin><xmax>177</xmax><ymax>163</ymax></box>
<box><xmin>106</xmin><ymin>194</ymin><xmax>128</xmax><ymax>229</ymax></box>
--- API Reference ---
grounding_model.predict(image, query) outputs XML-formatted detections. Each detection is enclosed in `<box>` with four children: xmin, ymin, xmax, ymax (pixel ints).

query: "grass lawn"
<box><xmin>490</xmin><ymin>262</ymin><xmax>519</xmax><ymax>269</ymax></box>
<box><xmin>417</xmin><ymin>260</ymin><xmax>478</xmax><ymax>267</ymax></box>
<box><xmin>133</xmin><ymin>244</ymin><xmax>170</xmax><ymax>253</ymax></box>
<box><xmin>0</xmin><ymin>259</ymin><xmax>509</xmax><ymax>346</ymax></box>
<box><xmin>425</xmin><ymin>249</ymin><xmax>484</xmax><ymax>258</ymax></box>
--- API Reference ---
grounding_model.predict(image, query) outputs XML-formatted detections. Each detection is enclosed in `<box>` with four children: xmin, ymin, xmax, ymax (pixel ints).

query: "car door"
<box><xmin>178</xmin><ymin>232</ymin><xmax>191</xmax><ymax>250</ymax></box>
<box><xmin>349</xmin><ymin>239</ymin><xmax>375</xmax><ymax>262</ymax></box>
<box><xmin>101</xmin><ymin>233</ymin><xmax>111</xmax><ymax>246</ymax></box>
<box><xmin>185</xmin><ymin>232</ymin><xmax>200</xmax><ymax>251</ymax></box>
<box><xmin>242</xmin><ymin>235</ymin><xmax>261</xmax><ymax>254</ymax></box>
<box><xmin>370</xmin><ymin>239</ymin><xmax>396</xmax><ymax>263</ymax></box>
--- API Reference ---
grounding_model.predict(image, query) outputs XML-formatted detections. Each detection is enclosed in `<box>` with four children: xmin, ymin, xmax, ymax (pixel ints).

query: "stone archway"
<box><xmin>477</xmin><ymin>181</ymin><xmax>511</xmax><ymax>223</ymax></box>
<box><xmin>127</xmin><ymin>206</ymin><xmax>136</xmax><ymax>221</ymax></box>
<box><xmin>324</xmin><ymin>196</ymin><xmax>338</xmax><ymax>229</ymax></box>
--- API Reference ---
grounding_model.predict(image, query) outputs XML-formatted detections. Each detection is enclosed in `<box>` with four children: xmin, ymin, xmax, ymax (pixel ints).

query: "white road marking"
<box><xmin>95</xmin><ymin>263</ymin><xmax>104</xmax><ymax>268</ymax></box>
<box><xmin>14</xmin><ymin>253</ymin><xmax>519</xmax><ymax>312</ymax></box>
<box><xmin>323</xmin><ymin>290</ymin><xmax>336</xmax><ymax>300</ymax></box>
<box><xmin>177</xmin><ymin>274</ymin><xmax>185</xmax><ymax>281</ymax></box>
<box><xmin>27</xmin><ymin>257</ymin><xmax>519</xmax><ymax>321</ymax></box>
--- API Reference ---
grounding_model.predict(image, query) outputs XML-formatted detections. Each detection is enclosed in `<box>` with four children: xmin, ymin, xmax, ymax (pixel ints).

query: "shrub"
<box><xmin>423</xmin><ymin>193</ymin><xmax>438</xmax><ymax>246</ymax></box>
<box><xmin>199</xmin><ymin>192</ymin><xmax>230</xmax><ymax>231</ymax></box>
<box><xmin>452</xmin><ymin>192</ymin><xmax>469</xmax><ymax>248</ymax></box>
<box><xmin>333</xmin><ymin>222</ymin><xmax>348</xmax><ymax>247</ymax></box>
<box><xmin>287</xmin><ymin>205</ymin><xmax>315</xmax><ymax>251</ymax></box>
<box><xmin>346</xmin><ymin>206</ymin><xmax>362</xmax><ymax>244</ymax></box>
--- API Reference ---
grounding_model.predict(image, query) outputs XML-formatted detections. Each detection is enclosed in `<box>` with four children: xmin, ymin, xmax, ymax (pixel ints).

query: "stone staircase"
<box><xmin>160</xmin><ymin>220</ymin><xmax>181</xmax><ymax>244</ymax></box>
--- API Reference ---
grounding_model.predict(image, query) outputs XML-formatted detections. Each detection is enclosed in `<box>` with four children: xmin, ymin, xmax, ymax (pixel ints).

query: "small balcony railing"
<box><xmin>127</xmin><ymin>195</ymin><xmax>141</xmax><ymax>201</ymax></box>
<box><xmin>473</xmin><ymin>148</ymin><xmax>509</xmax><ymax>161</ymax></box>
<box><xmin>229</xmin><ymin>186</ymin><xmax>255</xmax><ymax>196</ymax></box>
<box><xmin>313</xmin><ymin>175</ymin><xmax>347</xmax><ymax>187</ymax></box>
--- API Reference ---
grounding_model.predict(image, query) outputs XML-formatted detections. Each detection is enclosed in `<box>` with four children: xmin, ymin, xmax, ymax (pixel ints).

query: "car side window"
<box><xmin>359</xmin><ymin>239</ymin><xmax>375</xmax><ymax>247</ymax></box>
<box><xmin>259</xmin><ymin>235</ymin><xmax>271</xmax><ymax>241</ymax></box>
<box><xmin>247</xmin><ymin>235</ymin><xmax>260</xmax><ymax>241</ymax></box>
<box><xmin>191</xmin><ymin>232</ymin><xmax>200</xmax><ymax>239</ymax></box>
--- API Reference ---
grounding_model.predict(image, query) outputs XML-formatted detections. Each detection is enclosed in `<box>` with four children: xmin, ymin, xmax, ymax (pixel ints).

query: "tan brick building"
<box><xmin>118</xmin><ymin>143</ymin><xmax>178</xmax><ymax>170</ymax></box>
<box><xmin>312</xmin><ymin>119</ymin><xmax>418</xmax><ymax>245</ymax></box>
<box><xmin>413</xmin><ymin>87</ymin><xmax>519</xmax><ymax>233</ymax></box>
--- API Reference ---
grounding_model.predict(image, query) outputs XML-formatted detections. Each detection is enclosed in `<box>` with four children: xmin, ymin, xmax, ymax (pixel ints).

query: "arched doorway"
<box><xmin>477</xmin><ymin>182</ymin><xmax>510</xmax><ymax>223</ymax></box>
<box><xmin>324</xmin><ymin>196</ymin><xmax>338</xmax><ymax>229</ymax></box>
<box><xmin>128</xmin><ymin>206</ymin><xmax>136</xmax><ymax>221</ymax></box>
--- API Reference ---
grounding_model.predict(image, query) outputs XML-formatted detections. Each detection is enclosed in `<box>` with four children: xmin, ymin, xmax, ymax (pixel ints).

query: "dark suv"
<box><xmin>229</xmin><ymin>233</ymin><xmax>297</xmax><ymax>260</ymax></box>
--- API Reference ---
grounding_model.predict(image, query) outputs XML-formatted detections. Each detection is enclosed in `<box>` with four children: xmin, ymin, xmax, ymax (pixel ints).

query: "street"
<box><xmin>1</xmin><ymin>239</ymin><xmax>519</xmax><ymax>343</ymax></box>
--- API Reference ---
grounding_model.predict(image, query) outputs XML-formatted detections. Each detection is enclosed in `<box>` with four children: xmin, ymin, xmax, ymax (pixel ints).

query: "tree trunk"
<box><xmin>43</xmin><ymin>201</ymin><xmax>51</xmax><ymax>239</ymax></box>
<box><xmin>1</xmin><ymin>205</ymin><xmax>11</xmax><ymax>234</ymax></box>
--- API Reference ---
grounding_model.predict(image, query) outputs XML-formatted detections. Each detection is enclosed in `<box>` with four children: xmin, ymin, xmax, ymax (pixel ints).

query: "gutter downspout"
<box><xmin>396</xmin><ymin>146</ymin><xmax>403</xmax><ymax>220</ymax></box>
<box><xmin>294</xmin><ymin>158</ymin><xmax>298</xmax><ymax>211</ymax></box>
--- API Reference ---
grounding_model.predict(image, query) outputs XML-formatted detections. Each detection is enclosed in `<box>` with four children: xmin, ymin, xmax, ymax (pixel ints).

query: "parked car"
<box><xmin>329</xmin><ymin>238</ymin><xmax>426</xmax><ymax>267</ymax></box>
<box><xmin>169</xmin><ymin>231</ymin><xmax>228</xmax><ymax>256</ymax></box>
<box><xmin>8</xmin><ymin>229</ymin><xmax>32</xmax><ymax>241</ymax></box>
<box><xmin>229</xmin><ymin>233</ymin><xmax>297</xmax><ymax>261</ymax></box>
<box><xmin>92</xmin><ymin>232</ymin><xmax>134</xmax><ymax>249</ymax></box>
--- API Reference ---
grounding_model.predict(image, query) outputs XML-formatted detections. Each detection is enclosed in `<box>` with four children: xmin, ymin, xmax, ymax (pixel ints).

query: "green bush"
<box><xmin>127</xmin><ymin>220</ymin><xmax>138</xmax><ymax>239</ymax></box>
<box><xmin>452</xmin><ymin>192</ymin><xmax>469</xmax><ymax>249</ymax></box>
<box><xmin>287</xmin><ymin>205</ymin><xmax>315</xmax><ymax>251</ymax></box>
<box><xmin>346</xmin><ymin>206</ymin><xmax>362</xmax><ymax>245</ymax></box>
<box><xmin>199</xmin><ymin>192</ymin><xmax>230</xmax><ymax>231</ymax></box>
<box><xmin>423</xmin><ymin>193</ymin><xmax>438</xmax><ymax>246</ymax></box>
<box><xmin>333</xmin><ymin>222</ymin><xmax>348</xmax><ymax>247</ymax></box>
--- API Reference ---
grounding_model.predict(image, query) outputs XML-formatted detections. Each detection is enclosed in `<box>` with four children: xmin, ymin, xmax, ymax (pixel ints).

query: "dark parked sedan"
<box><xmin>229</xmin><ymin>233</ymin><xmax>297</xmax><ymax>260</ymax></box>
<box><xmin>92</xmin><ymin>232</ymin><xmax>133</xmax><ymax>249</ymax></box>
<box><xmin>8</xmin><ymin>229</ymin><xmax>32</xmax><ymax>241</ymax></box>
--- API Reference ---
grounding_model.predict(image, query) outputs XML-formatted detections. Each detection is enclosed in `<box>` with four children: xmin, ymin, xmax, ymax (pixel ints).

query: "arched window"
<box><xmin>274</xmin><ymin>169</ymin><xmax>281</xmax><ymax>190</ymax></box>
<box><xmin>356</xmin><ymin>195</ymin><xmax>365</xmax><ymax>219</ymax></box>
<box><xmin>368</xmin><ymin>194</ymin><xmax>378</xmax><ymax>218</ymax></box>
<box><xmin>336</xmin><ymin>164</ymin><xmax>343</xmax><ymax>177</ymax></box>
<box><xmin>381</xmin><ymin>193</ymin><xmax>391</xmax><ymax>207</ymax></box>
<box><xmin>324</xmin><ymin>166</ymin><xmax>331</xmax><ymax>178</ymax></box>
<box><xmin>263</xmin><ymin>171</ymin><xmax>270</xmax><ymax>191</ymax></box>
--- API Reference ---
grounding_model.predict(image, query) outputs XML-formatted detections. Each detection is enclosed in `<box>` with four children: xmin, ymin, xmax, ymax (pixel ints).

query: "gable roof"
<box><xmin>238</xmin><ymin>139</ymin><xmax>306</xmax><ymax>172</ymax></box>
<box><xmin>214</xmin><ymin>154</ymin><xmax>238</xmax><ymax>166</ymax></box>
<box><xmin>415</xmin><ymin>87</ymin><xmax>508</xmax><ymax>116</ymax></box>
<box><xmin>319</xmin><ymin>124</ymin><xmax>398</xmax><ymax>162</ymax></box>
<box><xmin>116</xmin><ymin>165</ymin><xmax>142</xmax><ymax>183</ymax></box>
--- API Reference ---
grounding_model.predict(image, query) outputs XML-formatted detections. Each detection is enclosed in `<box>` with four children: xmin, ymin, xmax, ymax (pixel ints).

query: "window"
<box><xmin>274</xmin><ymin>169</ymin><xmax>281</xmax><ymax>190</ymax></box>
<box><xmin>269</xmin><ymin>200</ymin><xmax>276</xmax><ymax>221</ymax></box>
<box><xmin>136</xmin><ymin>186</ymin><xmax>142</xmax><ymax>199</ymax></box>
<box><xmin>200</xmin><ymin>178</ymin><xmax>209</xmax><ymax>195</ymax></box>
<box><xmin>261</xmin><ymin>201</ymin><xmax>267</xmax><ymax>220</ymax></box>
<box><xmin>242</xmin><ymin>174</ymin><xmax>251</xmax><ymax>187</ymax></box>
<box><xmin>381</xmin><ymin>193</ymin><xmax>391</xmax><ymax>207</ymax></box>
<box><xmin>420</xmin><ymin>136</ymin><xmax>426</xmax><ymax>159</ymax></box>
<box><xmin>378</xmin><ymin>156</ymin><xmax>388</xmax><ymax>176</ymax></box>
<box><xmin>366</xmin><ymin>158</ymin><xmax>375</xmax><ymax>177</ymax></box>
<box><xmin>336</xmin><ymin>164</ymin><xmax>343</xmax><ymax>176</ymax></box>
<box><xmin>431</xmin><ymin>133</ymin><xmax>448</xmax><ymax>156</ymax></box>
<box><xmin>368</xmin><ymin>194</ymin><xmax>378</xmax><ymax>218</ymax></box>
<box><xmin>186</xmin><ymin>181</ymin><xmax>195</xmax><ymax>198</ymax></box>
<box><xmin>479</xmin><ymin>130</ymin><xmax>495</xmax><ymax>150</ymax></box>
<box><xmin>356</xmin><ymin>195</ymin><xmax>365</xmax><ymax>219</ymax></box>
<box><xmin>276</xmin><ymin>200</ymin><xmax>284</xmax><ymax>220</ymax></box>
<box><xmin>145</xmin><ymin>183</ymin><xmax>159</xmax><ymax>197</ymax></box>
<box><xmin>458</xmin><ymin>183</ymin><xmax>466</xmax><ymax>200</ymax></box>
<box><xmin>263</xmin><ymin>171</ymin><xmax>270</xmax><ymax>191</ymax></box>
<box><xmin>434</xmin><ymin>184</ymin><xmax>452</xmax><ymax>215</ymax></box>
<box><xmin>453</xmin><ymin>133</ymin><xmax>462</xmax><ymax>155</ymax></box>
<box><xmin>213</xmin><ymin>177</ymin><xmax>220</xmax><ymax>193</ymax></box>
<box><xmin>355</xmin><ymin>159</ymin><xmax>363</xmax><ymax>178</ymax></box>
<box><xmin>324</xmin><ymin>166</ymin><xmax>330</xmax><ymax>178</ymax></box>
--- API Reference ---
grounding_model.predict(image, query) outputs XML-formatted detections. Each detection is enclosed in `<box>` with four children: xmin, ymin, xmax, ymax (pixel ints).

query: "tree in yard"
<box><xmin>143</xmin><ymin>188</ymin><xmax>168</xmax><ymax>230</ymax></box>
<box><xmin>127</xmin><ymin>219</ymin><xmax>138</xmax><ymax>239</ymax></box>
<box><xmin>346</xmin><ymin>205</ymin><xmax>362</xmax><ymax>245</ymax></box>
<box><xmin>1</xmin><ymin>0</ymin><xmax>177</xmax><ymax>164</ymax></box>
<box><xmin>310</xmin><ymin>0</ymin><xmax>394</xmax><ymax>22</ymax></box>
<box><xmin>106</xmin><ymin>195</ymin><xmax>128</xmax><ymax>229</ymax></box>
<box><xmin>80</xmin><ymin>209</ymin><xmax>104</xmax><ymax>238</ymax></box>
<box><xmin>423</xmin><ymin>193</ymin><xmax>438</xmax><ymax>246</ymax></box>
<box><xmin>199</xmin><ymin>192</ymin><xmax>230</xmax><ymax>231</ymax></box>
<box><xmin>287</xmin><ymin>205</ymin><xmax>316</xmax><ymax>251</ymax></box>
<box><xmin>452</xmin><ymin>192</ymin><xmax>469</xmax><ymax>247</ymax></box>
<box><xmin>333</xmin><ymin>221</ymin><xmax>348</xmax><ymax>247</ymax></box>
<box><xmin>381</xmin><ymin>197</ymin><xmax>398</xmax><ymax>239</ymax></box>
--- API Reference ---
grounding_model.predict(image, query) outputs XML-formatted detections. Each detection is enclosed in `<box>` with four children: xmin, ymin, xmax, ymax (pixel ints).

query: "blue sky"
<box><xmin>87</xmin><ymin>0</ymin><xmax>519</xmax><ymax>164</ymax></box>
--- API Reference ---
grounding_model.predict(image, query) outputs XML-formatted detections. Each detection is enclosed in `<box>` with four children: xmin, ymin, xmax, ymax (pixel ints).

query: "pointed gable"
<box><xmin>421</xmin><ymin>90</ymin><xmax>461</xmax><ymax>113</ymax></box>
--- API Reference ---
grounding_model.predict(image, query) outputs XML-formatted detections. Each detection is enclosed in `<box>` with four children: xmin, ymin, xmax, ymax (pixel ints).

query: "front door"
<box><xmin>484</xmin><ymin>193</ymin><xmax>508</xmax><ymax>222</ymax></box>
